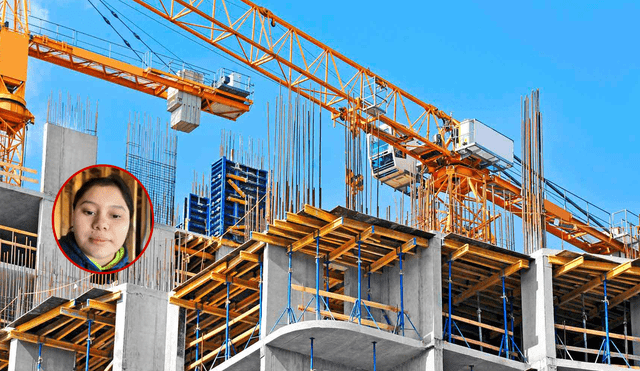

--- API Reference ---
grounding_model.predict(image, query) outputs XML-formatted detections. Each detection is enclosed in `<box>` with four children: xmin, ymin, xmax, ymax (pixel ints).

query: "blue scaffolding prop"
<box><xmin>372</xmin><ymin>341</ymin><xmax>377</xmax><ymax>371</ymax></box>
<box><xmin>85</xmin><ymin>319</ymin><xmax>93</xmax><ymax>371</ymax></box>
<box><xmin>37</xmin><ymin>342</ymin><xmax>43</xmax><ymax>371</ymax></box>
<box><xmin>270</xmin><ymin>250</ymin><xmax>297</xmax><ymax>333</ymax></box>
<box><xmin>349</xmin><ymin>240</ymin><xmax>379</xmax><ymax>328</ymax></box>
<box><xmin>299</xmin><ymin>236</ymin><xmax>333</xmax><ymax>322</ymax></box>
<box><xmin>195</xmin><ymin>308</ymin><xmax>201</xmax><ymax>370</ymax></box>
<box><xmin>394</xmin><ymin>251</ymin><xmax>421</xmax><ymax>338</ymax></box>
<box><xmin>213</xmin><ymin>282</ymin><xmax>235</xmax><ymax>365</ymax></box>
<box><xmin>595</xmin><ymin>276</ymin><xmax>631</xmax><ymax>367</ymax></box>
<box><xmin>443</xmin><ymin>259</ymin><xmax>470</xmax><ymax>348</ymax></box>
<box><xmin>245</xmin><ymin>262</ymin><xmax>263</xmax><ymax>350</ymax></box>
<box><xmin>498</xmin><ymin>276</ymin><xmax>525</xmax><ymax>361</ymax></box>
<box><xmin>310</xmin><ymin>338</ymin><xmax>314</xmax><ymax>371</ymax></box>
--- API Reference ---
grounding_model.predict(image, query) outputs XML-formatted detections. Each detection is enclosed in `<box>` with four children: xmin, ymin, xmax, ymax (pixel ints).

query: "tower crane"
<box><xmin>131</xmin><ymin>0</ymin><xmax>635</xmax><ymax>257</ymax></box>
<box><xmin>0</xmin><ymin>0</ymin><xmax>635</xmax><ymax>257</ymax></box>
<box><xmin>0</xmin><ymin>0</ymin><xmax>253</xmax><ymax>186</ymax></box>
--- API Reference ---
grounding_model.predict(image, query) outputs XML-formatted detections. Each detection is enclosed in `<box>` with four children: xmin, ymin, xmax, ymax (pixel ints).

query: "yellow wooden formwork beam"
<box><xmin>187</xmin><ymin>326</ymin><xmax>256</xmax><ymax>370</ymax></box>
<box><xmin>297</xmin><ymin>306</ymin><xmax>395</xmax><ymax>331</ymax></box>
<box><xmin>454</xmin><ymin>260</ymin><xmax>528</xmax><ymax>306</ymax></box>
<box><xmin>557</xmin><ymin>261</ymin><xmax>634</xmax><ymax>308</ymax></box>
<box><xmin>172</xmin><ymin>263</ymin><xmax>228</xmax><ymax>298</ymax></box>
<box><xmin>169</xmin><ymin>297</ymin><xmax>257</xmax><ymax>325</ymax></box>
<box><xmin>288</xmin><ymin>216</ymin><xmax>344</xmax><ymax>252</ymax></box>
<box><xmin>292</xmin><ymin>284</ymin><xmax>399</xmax><ymax>313</ymax></box>
<box><xmin>368</xmin><ymin>238</ymin><xmax>418</xmax><ymax>274</ymax></box>
<box><xmin>186</xmin><ymin>304</ymin><xmax>260</xmax><ymax>348</ymax></box>
<box><xmin>250</xmin><ymin>231</ymin><xmax>295</xmax><ymax>247</ymax></box>
<box><xmin>209</xmin><ymin>273</ymin><xmax>260</xmax><ymax>291</ymax></box>
<box><xmin>7</xmin><ymin>330</ymin><xmax>111</xmax><ymax>359</ymax></box>
<box><xmin>14</xmin><ymin>301</ymin><xmax>75</xmax><ymax>333</ymax></box>
<box><xmin>58</xmin><ymin>308</ymin><xmax>115</xmax><ymax>327</ymax></box>
<box><xmin>553</xmin><ymin>256</ymin><xmax>584</xmax><ymax>278</ymax></box>
<box><xmin>589</xmin><ymin>281</ymin><xmax>640</xmax><ymax>318</ymax></box>
<box><xmin>82</xmin><ymin>300</ymin><xmax>117</xmax><ymax>313</ymax></box>
<box><xmin>328</xmin><ymin>226</ymin><xmax>374</xmax><ymax>262</ymax></box>
<box><xmin>449</xmin><ymin>244</ymin><xmax>470</xmax><ymax>262</ymax></box>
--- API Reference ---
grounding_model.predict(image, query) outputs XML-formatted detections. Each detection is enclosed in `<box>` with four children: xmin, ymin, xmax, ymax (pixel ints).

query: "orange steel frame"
<box><xmin>0</xmin><ymin>0</ymin><xmax>629</xmax><ymax>255</ymax></box>
<box><xmin>132</xmin><ymin>0</ymin><xmax>629</xmax><ymax>256</ymax></box>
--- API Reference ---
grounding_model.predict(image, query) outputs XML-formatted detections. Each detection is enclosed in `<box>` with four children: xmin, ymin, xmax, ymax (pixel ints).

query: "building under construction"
<box><xmin>0</xmin><ymin>0</ymin><xmax>639</xmax><ymax>371</ymax></box>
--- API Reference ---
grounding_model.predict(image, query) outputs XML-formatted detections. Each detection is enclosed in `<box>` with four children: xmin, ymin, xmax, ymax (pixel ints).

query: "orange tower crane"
<box><xmin>0</xmin><ymin>0</ymin><xmax>253</xmax><ymax>186</ymax></box>
<box><xmin>132</xmin><ymin>0</ymin><xmax>633</xmax><ymax>257</ymax></box>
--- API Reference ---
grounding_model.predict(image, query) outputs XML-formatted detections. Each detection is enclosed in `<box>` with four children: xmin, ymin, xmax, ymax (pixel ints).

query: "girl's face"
<box><xmin>72</xmin><ymin>185</ymin><xmax>131</xmax><ymax>266</ymax></box>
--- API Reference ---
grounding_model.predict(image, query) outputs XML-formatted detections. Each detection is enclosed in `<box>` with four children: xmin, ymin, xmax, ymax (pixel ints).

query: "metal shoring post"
<box><xmin>269</xmin><ymin>250</ymin><xmax>296</xmax><ymax>333</ymax></box>
<box><xmin>623</xmin><ymin>300</ymin><xmax>628</xmax><ymax>359</ymax></box>
<box><xmin>85</xmin><ymin>319</ymin><xmax>93</xmax><ymax>371</ymax></box>
<box><xmin>477</xmin><ymin>293</ymin><xmax>483</xmax><ymax>352</ymax></box>
<box><xmin>357</xmin><ymin>239</ymin><xmax>362</xmax><ymax>325</ymax></box>
<box><xmin>244</xmin><ymin>262</ymin><xmax>263</xmax><ymax>350</ymax></box>
<box><xmin>37</xmin><ymin>342</ymin><xmax>42</xmax><ymax>371</ymax></box>
<box><xmin>500</xmin><ymin>275</ymin><xmax>510</xmax><ymax>359</ymax></box>
<box><xmin>225</xmin><ymin>281</ymin><xmax>231</xmax><ymax>361</ymax></box>
<box><xmin>372</xmin><ymin>341</ymin><xmax>377</xmax><ymax>371</ymax></box>
<box><xmin>310</xmin><ymin>337</ymin><xmax>314</xmax><ymax>371</ymax></box>
<box><xmin>603</xmin><ymin>275</ymin><xmax>610</xmax><ymax>365</ymax></box>
<box><xmin>581</xmin><ymin>294</ymin><xmax>588</xmax><ymax>362</ymax></box>
<box><xmin>447</xmin><ymin>259</ymin><xmax>453</xmax><ymax>343</ymax></box>
<box><xmin>195</xmin><ymin>308</ymin><xmax>201</xmax><ymax>370</ymax></box>
<box><xmin>324</xmin><ymin>260</ymin><xmax>330</xmax><ymax>310</ymax></box>
<box><xmin>315</xmin><ymin>235</ymin><xmax>321</xmax><ymax>320</ymax></box>
<box><xmin>397</xmin><ymin>250</ymin><xmax>405</xmax><ymax>336</ymax></box>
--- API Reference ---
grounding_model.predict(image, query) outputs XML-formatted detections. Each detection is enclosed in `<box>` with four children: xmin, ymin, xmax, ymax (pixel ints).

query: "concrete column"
<box><xmin>261</xmin><ymin>244</ymin><xmax>316</xmax><ymax>336</ymax></box>
<box><xmin>343</xmin><ymin>234</ymin><xmax>441</xmax><ymax>343</ymax></box>
<box><xmin>8</xmin><ymin>339</ymin><xmax>75</xmax><ymax>371</ymax></box>
<box><xmin>390</xmin><ymin>345</ymin><xmax>443</xmax><ymax>371</ymax></box>
<box><xmin>631</xmin><ymin>296</ymin><xmax>640</xmax><ymax>367</ymax></box>
<box><xmin>164</xmin><ymin>302</ymin><xmax>187</xmax><ymax>371</ymax></box>
<box><xmin>112</xmin><ymin>284</ymin><xmax>168</xmax><ymax>371</ymax></box>
<box><xmin>40</xmin><ymin>122</ymin><xmax>97</xmax><ymax>196</ymax></box>
<box><xmin>521</xmin><ymin>250</ymin><xmax>556</xmax><ymax>370</ymax></box>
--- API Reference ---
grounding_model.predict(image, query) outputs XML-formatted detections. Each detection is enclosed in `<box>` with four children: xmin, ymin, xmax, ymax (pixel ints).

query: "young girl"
<box><xmin>58</xmin><ymin>175</ymin><xmax>133</xmax><ymax>272</ymax></box>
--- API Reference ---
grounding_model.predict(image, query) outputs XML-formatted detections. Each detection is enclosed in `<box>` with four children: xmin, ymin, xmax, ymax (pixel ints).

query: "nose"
<box><xmin>92</xmin><ymin>212</ymin><xmax>110</xmax><ymax>230</ymax></box>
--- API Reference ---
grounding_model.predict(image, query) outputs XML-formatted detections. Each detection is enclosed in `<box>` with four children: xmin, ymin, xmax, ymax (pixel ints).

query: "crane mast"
<box><xmin>133</xmin><ymin>0</ymin><xmax>633</xmax><ymax>257</ymax></box>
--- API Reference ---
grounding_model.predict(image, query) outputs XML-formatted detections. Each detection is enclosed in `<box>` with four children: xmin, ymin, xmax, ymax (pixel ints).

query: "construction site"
<box><xmin>0</xmin><ymin>0</ymin><xmax>638</xmax><ymax>370</ymax></box>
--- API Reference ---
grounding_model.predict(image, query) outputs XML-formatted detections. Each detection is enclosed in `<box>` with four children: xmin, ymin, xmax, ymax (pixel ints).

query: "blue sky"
<box><xmin>22</xmin><ymin>0</ymin><xmax>639</xmax><ymax>251</ymax></box>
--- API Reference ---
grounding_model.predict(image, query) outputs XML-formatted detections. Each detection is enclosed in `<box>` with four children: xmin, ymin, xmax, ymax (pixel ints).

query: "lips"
<box><xmin>89</xmin><ymin>237</ymin><xmax>110</xmax><ymax>244</ymax></box>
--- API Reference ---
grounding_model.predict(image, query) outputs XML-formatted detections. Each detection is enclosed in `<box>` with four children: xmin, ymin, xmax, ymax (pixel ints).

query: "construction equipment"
<box><xmin>130</xmin><ymin>0</ymin><xmax>635</xmax><ymax>257</ymax></box>
<box><xmin>0</xmin><ymin>0</ymin><xmax>253</xmax><ymax>186</ymax></box>
<box><xmin>0</xmin><ymin>0</ymin><xmax>635</xmax><ymax>256</ymax></box>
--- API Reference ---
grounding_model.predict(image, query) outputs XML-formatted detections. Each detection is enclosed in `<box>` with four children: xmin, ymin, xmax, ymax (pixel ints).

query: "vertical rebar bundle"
<box><xmin>268</xmin><ymin>89</ymin><xmax>322</xmax><ymax>221</ymax></box>
<box><xmin>46</xmin><ymin>92</ymin><xmax>98</xmax><ymax>135</ymax></box>
<box><xmin>521</xmin><ymin>89</ymin><xmax>546</xmax><ymax>254</ymax></box>
<box><xmin>125</xmin><ymin>113</ymin><xmax>178</xmax><ymax>225</ymax></box>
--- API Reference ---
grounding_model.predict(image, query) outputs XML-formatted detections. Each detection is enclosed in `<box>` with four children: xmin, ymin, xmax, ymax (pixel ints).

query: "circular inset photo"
<box><xmin>52</xmin><ymin>164</ymin><xmax>154</xmax><ymax>273</ymax></box>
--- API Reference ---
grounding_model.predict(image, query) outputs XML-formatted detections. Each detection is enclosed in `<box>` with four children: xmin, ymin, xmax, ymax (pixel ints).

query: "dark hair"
<box><xmin>72</xmin><ymin>175</ymin><xmax>134</xmax><ymax>219</ymax></box>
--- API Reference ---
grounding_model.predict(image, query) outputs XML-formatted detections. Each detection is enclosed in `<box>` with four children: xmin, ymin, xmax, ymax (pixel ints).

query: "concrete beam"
<box><xmin>7</xmin><ymin>338</ymin><xmax>75</xmax><ymax>371</ymax></box>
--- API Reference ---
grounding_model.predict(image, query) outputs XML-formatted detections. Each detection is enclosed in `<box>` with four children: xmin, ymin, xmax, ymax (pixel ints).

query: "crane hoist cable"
<box><xmin>99</xmin><ymin>0</ymin><xmax>173</xmax><ymax>72</ymax></box>
<box><xmin>87</xmin><ymin>0</ymin><xmax>145</xmax><ymax>64</ymax></box>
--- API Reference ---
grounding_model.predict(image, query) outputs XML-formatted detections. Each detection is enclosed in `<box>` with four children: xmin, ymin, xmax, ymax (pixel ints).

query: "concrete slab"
<box><xmin>0</xmin><ymin>183</ymin><xmax>42</xmax><ymax>233</ymax></box>
<box><xmin>212</xmin><ymin>340</ymin><xmax>261</xmax><ymax>371</ymax></box>
<box><xmin>556</xmin><ymin>358</ymin><xmax>633</xmax><ymax>371</ymax></box>
<box><xmin>265</xmin><ymin>320</ymin><xmax>425</xmax><ymax>370</ymax></box>
<box><xmin>442</xmin><ymin>342</ymin><xmax>528</xmax><ymax>371</ymax></box>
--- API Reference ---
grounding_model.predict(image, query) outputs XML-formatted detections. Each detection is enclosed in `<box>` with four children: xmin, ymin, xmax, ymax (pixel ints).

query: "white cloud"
<box><xmin>28</xmin><ymin>0</ymin><xmax>49</xmax><ymax>21</ymax></box>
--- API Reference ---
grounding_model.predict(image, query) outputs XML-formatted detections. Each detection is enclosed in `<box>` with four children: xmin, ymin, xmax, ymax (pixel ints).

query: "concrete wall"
<box><xmin>40</xmin><ymin>122</ymin><xmax>97</xmax><ymax>196</ymax></box>
<box><xmin>112</xmin><ymin>284</ymin><xmax>169</xmax><ymax>371</ymax></box>
<box><xmin>521</xmin><ymin>250</ymin><xmax>555</xmax><ymax>369</ymax></box>
<box><xmin>343</xmin><ymin>235</ymin><xmax>442</xmax><ymax>342</ymax></box>
<box><xmin>261</xmin><ymin>244</ymin><xmax>317</xmax><ymax>336</ymax></box>
<box><xmin>7</xmin><ymin>339</ymin><xmax>75</xmax><ymax>371</ymax></box>
<box><xmin>631</xmin><ymin>296</ymin><xmax>640</xmax><ymax>367</ymax></box>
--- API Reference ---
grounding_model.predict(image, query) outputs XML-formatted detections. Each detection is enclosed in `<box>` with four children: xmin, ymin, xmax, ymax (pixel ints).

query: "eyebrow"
<box><xmin>78</xmin><ymin>200</ymin><xmax>127</xmax><ymax>211</ymax></box>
